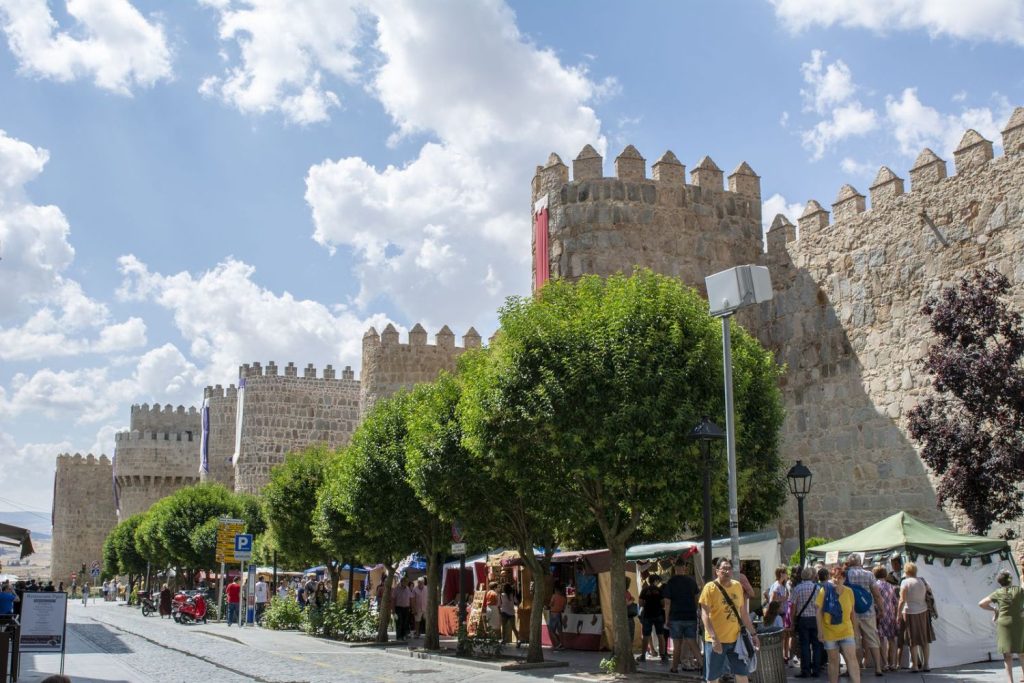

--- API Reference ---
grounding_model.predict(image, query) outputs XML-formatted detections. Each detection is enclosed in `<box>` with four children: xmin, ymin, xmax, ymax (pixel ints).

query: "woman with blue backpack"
<box><xmin>815</xmin><ymin>564</ymin><xmax>861</xmax><ymax>683</ymax></box>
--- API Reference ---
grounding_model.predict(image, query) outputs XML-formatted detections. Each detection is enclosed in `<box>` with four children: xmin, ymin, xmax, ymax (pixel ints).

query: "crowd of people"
<box><xmin>679</xmin><ymin>552</ymin><xmax>1024</xmax><ymax>683</ymax></box>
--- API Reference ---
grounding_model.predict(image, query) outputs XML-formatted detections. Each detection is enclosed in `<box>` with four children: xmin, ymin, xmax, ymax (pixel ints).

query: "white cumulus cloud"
<box><xmin>198</xmin><ymin>0</ymin><xmax>363</xmax><ymax>124</ymax></box>
<box><xmin>0</xmin><ymin>129</ymin><xmax>147</xmax><ymax>360</ymax></box>
<box><xmin>770</xmin><ymin>0</ymin><xmax>1024</xmax><ymax>46</ymax></box>
<box><xmin>798</xmin><ymin>51</ymin><xmax>878</xmax><ymax>160</ymax></box>
<box><xmin>305</xmin><ymin>0</ymin><xmax>607</xmax><ymax>326</ymax></box>
<box><xmin>885</xmin><ymin>88</ymin><xmax>1014</xmax><ymax>159</ymax></box>
<box><xmin>762</xmin><ymin>193</ymin><xmax>805</xmax><ymax>235</ymax></box>
<box><xmin>0</xmin><ymin>0</ymin><xmax>173</xmax><ymax>94</ymax></box>
<box><xmin>116</xmin><ymin>254</ymin><xmax>393</xmax><ymax>384</ymax></box>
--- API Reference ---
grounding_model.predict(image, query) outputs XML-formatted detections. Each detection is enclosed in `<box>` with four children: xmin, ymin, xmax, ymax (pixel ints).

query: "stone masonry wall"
<box><xmin>760</xmin><ymin>112</ymin><xmax>1024</xmax><ymax>547</ymax></box>
<box><xmin>360</xmin><ymin>323</ymin><xmax>481</xmax><ymax>417</ymax></box>
<box><xmin>200</xmin><ymin>384</ymin><xmax>238</xmax><ymax>490</ymax></box>
<box><xmin>114</xmin><ymin>431</ymin><xmax>201</xmax><ymax>521</ymax></box>
<box><xmin>532</xmin><ymin>145</ymin><xmax>764</xmax><ymax>291</ymax></box>
<box><xmin>536</xmin><ymin>107</ymin><xmax>1024</xmax><ymax>548</ymax></box>
<box><xmin>233</xmin><ymin>362</ymin><xmax>361</xmax><ymax>495</ymax></box>
<box><xmin>51</xmin><ymin>453</ymin><xmax>117</xmax><ymax>585</ymax></box>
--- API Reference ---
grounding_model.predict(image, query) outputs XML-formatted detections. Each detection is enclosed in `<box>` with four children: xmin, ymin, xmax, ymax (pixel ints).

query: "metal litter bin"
<box><xmin>751</xmin><ymin>626</ymin><xmax>786</xmax><ymax>683</ymax></box>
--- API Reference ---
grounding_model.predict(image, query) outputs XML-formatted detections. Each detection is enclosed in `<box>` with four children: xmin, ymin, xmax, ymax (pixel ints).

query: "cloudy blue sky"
<box><xmin>1</xmin><ymin>0</ymin><xmax>1022</xmax><ymax>515</ymax></box>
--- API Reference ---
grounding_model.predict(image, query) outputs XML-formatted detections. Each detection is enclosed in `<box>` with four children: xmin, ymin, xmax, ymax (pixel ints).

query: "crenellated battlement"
<box><xmin>129</xmin><ymin>402</ymin><xmax>200</xmax><ymax>435</ymax></box>
<box><xmin>361</xmin><ymin>323</ymin><xmax>482</xmax><ymax>351</ymax></box>
<box><xmin>237</xmin><ymin>361</ymin><xmax>356</xmax><ymax>381</ymax></box>
<box><xmin>768</xmin><ymin>108</ymin><xmax>1024</xmax><ymax>254</ymax></box>
<box><xmin>203</xmin><ymin>383</ymin><xmax>238</xmax><ymax>399</ymax></box>
<box><xmin>55</xmin><ymin>452</ymin><xmax>111</xmax><ymax>467</ymax></box>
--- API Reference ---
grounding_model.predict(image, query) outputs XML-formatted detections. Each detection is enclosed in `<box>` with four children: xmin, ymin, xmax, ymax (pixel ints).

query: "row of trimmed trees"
<box><xmin>106</xmin><ymin>271</ymin><xmax>787</xmax><ymax>673</ymax></box>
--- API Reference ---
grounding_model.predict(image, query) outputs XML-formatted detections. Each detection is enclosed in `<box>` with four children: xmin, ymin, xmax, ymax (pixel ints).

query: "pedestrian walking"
<box><xmin>790</xmin><ymin>566</ymin><xmax>823</xmax><ymax>678</ymax></box>
<box><xmin>662</xmin><ymin>556</ymin><xmax>701</xmax><ymax>673</ymax></box>
<box><xmin>413</xmin><ymin>577</ymin><xmax>428</xmax><ymax>638</ymax></box>
<box><xmin>979</xmin><ymin>569</ymin><xmax>1024</xmax><ymax>683</ymax></box>
<box><xmin>639</xmin><ymin>574</ymin><xmax>667</xmax><ymax>661</ymax></box>
<box><xmin>393</xmin><ymin>576</ymin><xmax>413</xmax><ymax>639</ymax></box>
<box><xmin>254</xmin><ymin>576</ymin><xmax>269</xmax><ymax>624</ymax></box>
<box><xmin>226</xmin><ymin>577</ymin><xmax>241</xmax><ymax>626</ymax></box>
<box><xmin>873</xmin><ymin>565</ymin><xmax>899</xmax><ymax>671</ymax></box>
<box><xmin>499</xmin><ymin>583</ymin><xmax>520</xmax><ymax>646</ymax></box>
<box><xmin>82</xmin><ymin>582</ymin><xmax>90</xmax><ymax>606</ymax></box>
<box><xmin>698</xmin><ymin>558</ymin><xmax>760</xmax><ymax>683</ymax></box>
<box><xmin>845</xmin><ymin>554</ymin><xmax>884</xmax><ymax>676</ymax></box>
<box><xmin>815</xmin><ymin>564</ymin><xmax>860</xmax><ymax>683</ymax></box>
<box><xmin>548</xmin><ymin>583</ymin><xmax>566</xmax><ymax>650</ymax></box>
<box><xmin>159</xmin><ymin>583</ymin><xmax>172</xmax><ymax>618</ymax></box>
<box><xmin>896</xmin><ymin>561</ymin><xmax>935</xmax><ymax>672</ymax></box>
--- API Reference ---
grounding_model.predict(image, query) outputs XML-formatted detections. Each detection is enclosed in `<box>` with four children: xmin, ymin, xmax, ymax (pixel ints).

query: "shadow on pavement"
<box><xmin>67</xmin><ymin>622</ymin><xmax>134</xmax><ymax>654</ymax></box>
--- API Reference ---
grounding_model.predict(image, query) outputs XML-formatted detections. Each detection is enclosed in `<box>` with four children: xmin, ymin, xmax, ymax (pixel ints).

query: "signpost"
<box><xmin>215</xmin><ymin>517</ymin><xmax>245</xmax><ymax>623</ymax></box>
<box><xmin>20</xmin><ymin>592</ymin><xmax>68</xmax><ymax>674</ymax></box>
<box><xmin>451</xmin><ymin>522</ymin><xmax>468</xmax><ymax>631</ymax></box>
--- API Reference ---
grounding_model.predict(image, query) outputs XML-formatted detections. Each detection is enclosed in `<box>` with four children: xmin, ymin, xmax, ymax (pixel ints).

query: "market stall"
<box><xmin>807</xmin><ymin>511</ymin><xmax>1018</xmax><ymax>669</ymax></box>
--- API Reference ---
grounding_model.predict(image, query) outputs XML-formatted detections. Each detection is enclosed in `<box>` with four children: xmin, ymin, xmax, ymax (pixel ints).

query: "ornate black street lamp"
<box><xmin>787</xmin><ymin>460</ymin><xmax>813</xmax><ymax>567</ymax></box>
<box><xmin>689</xmin><ymin>416</ymin><xmax>725</xmax><ymax>582</ymax></box>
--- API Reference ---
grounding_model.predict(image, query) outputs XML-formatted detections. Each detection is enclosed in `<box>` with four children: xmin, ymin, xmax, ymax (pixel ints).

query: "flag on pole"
<box><xmin>200</xmin><ymin>397</ymin><xmax>210</xmax><ymax>474</ymax></box>
<box><xmin>112</xmin><ymin>446</ymin><xmax>121</xmax><ymax>516</ymax></box>
<box><xmin>533</xmin><ymin>194</ymin><xmax>549</xmax><ymax>291</ymax></box>
<box><xmin>232</xmin><ymin>376</ymin><xmax>245</xmax><ymax>465</ymax></box>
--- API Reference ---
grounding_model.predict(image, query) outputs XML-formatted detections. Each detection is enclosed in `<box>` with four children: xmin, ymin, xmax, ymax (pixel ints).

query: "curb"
<box><xmin>381</xmin><ymin>646</ymin><xmax>570</xmax><ymax>672</ymax></box>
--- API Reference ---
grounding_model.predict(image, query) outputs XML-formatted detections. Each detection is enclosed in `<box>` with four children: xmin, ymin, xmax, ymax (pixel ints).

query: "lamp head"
<box><xmin>787</xmin><ymin>460</ymin><xmax>812</xmax><ymax>498</ymax></box>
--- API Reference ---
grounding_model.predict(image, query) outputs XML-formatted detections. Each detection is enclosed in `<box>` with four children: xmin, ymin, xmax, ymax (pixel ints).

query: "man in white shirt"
<box><xmin>254</xmin><ymin>576</ymin><xmax>270</xmax><ymax>624</ymax></box>
<box><xmin>412</xmin><ymin>577</ymin><xmax>428</xmax><ymax>637</ymax></box>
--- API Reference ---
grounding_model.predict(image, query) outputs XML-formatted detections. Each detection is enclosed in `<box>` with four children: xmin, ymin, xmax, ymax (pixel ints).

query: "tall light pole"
<box><xmin>705</xmin><ymin>265</ymin><xmax>774</xmax><ymax>569</ymax></box>
<box><xmin>787</xmin><ymin>460</ymin><xmax>813</xmax><ymax>567</ymax></box>
<box><xmin>689</xmin><ymin>417</ymin><xmax>725</xmax><ymax>582</ymax></box>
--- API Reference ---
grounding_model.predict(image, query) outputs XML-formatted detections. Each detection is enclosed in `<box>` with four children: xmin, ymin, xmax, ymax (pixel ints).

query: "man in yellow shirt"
<box><xmin>698</xmin><ymin>558</ymin><xmax>760</xmax><ymax>683</ymax></box>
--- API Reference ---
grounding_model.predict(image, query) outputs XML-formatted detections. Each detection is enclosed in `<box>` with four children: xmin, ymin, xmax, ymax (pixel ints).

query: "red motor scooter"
<box><xmin>171</xmin><ymin>590</ymin><xmax>208</xmax><ymax>624</ymax></box>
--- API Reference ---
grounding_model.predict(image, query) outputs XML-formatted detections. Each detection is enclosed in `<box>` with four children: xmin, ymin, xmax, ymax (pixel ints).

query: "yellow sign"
<box><xmin>215</xmin><ymin>517</ymin><xmax>246</xmax><ymax>563</ymax></box>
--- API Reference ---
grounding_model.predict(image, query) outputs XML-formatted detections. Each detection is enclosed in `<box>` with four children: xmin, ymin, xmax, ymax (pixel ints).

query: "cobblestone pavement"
<box><xmin>20</xmin><ymin>601</ymin><xmax>1016</xmax><ymax>683</ymax></box>
<box><xmin>25</xmin><ymin>601</ymin><xmax>575</xmax><ymax>682</ymax></box>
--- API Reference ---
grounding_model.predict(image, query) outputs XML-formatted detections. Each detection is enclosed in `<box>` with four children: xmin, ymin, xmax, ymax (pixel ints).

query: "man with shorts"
<box><xmin>845</xmin><ymin>553</ymin><xmax>883</xmax><ymax>676</ymax></box>
<box><xmin>548</xmin><ymin>583</ymin><xmax>566</xmax><ymax>650</ymax></box>
<box><xmin>699</xmin><ymin>559</ymin><xmax>760</xmax><ymax>683</ymax></box>
<box><xmin>662</xmin><ymin>557</ymin><xmax>701</xmax><ymax>673</ymax></box>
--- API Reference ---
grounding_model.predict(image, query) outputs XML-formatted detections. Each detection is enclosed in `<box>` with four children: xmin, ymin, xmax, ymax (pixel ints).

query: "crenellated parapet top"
<box><xmin>238</xmin><ymin>361</ymin><xmax>357</xmax><ymax>381</ymax></box>
<box><xmin>766</xmin><ymin>106</ymin><xmax>1024</xmax><ymax>253</ymax></box>
<box><xmin>203</xmin><ymin>383</ymin><xmax>238</xmax><ymax>399</ymax></box>
<box><xmin>533</xmin><ymin>143</ymin><xmax>762</xmax><ymax>201</ymax></box>
<box><xmin>115</xmin><ymin>430</ymin><xmax>196</xmax><ymax>444</ymax></box>
<box><xmin>56</xmin><ymin>452</ymin><xmax>111</xmax><ymax>467</ymax></box>
<box><xmin>129</xmin><ymin>402</ymin><xmax>200</xmax><ymax>435</ymax></box>
<box><xmin>362</xmin><ymin>323</ymin><xmax>483</xmax><ymax>351</ymax></box>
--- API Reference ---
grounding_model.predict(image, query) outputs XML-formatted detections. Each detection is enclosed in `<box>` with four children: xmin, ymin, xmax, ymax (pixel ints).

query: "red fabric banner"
<box><xmin>534</xmin><ymin>206</ymin><xmax>549</xmax><ymax>290</ymax></box>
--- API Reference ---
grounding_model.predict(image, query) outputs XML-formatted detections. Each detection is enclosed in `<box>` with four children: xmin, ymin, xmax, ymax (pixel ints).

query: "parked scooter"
<box><xmin>171</xmin><ymin>591</ymin><xmax>208</xmax><ymax>624</ymax></box>
<box><xmin>140</xmin><ymin>591</ymin><xmax>157</xmax><ymax>617</ymax></box>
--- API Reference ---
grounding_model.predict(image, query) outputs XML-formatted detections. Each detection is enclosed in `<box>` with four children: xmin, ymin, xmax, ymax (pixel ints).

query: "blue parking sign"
<box><xmin>234</xmin><ymin>534</ymin><xmax>253</xmax><ymax>553</ymax></box>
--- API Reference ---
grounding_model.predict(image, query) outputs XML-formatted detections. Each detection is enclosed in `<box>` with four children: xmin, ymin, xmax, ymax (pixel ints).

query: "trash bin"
<box><xmin>751</xmin><ymin>626</ymin><xmax>786</xmax><ymax>683</ymax></box>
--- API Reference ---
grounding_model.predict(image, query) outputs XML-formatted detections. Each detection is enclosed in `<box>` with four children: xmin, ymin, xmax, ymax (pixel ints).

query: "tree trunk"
<box><xmin>520</xmin><ymin>548</ymin><xmax>551</xmax><ymax>664</ymax></box>
<box><xmin>608</xmin><ymin>541</ymin><xmax>635</xmax><ymax>674</ymax></box>
<box><xmin>423</xmin><ymin>550</ymin><xmax>442</xmax><ymax>650</ymax></box>
<box><xmin>327</xmin><ymin>560</ymin><xmax>341</xmax><ymax>603</ymax></box>
<box><xmin>376</xmin><ymin>563</ymin><xmax>395</xmax><ymax>643</ymax></box>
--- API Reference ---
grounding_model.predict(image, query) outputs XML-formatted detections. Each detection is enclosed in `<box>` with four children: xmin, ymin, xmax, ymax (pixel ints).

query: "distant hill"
<box><xmin>0</xmin><ymin>512</ymin><xmax>52</xmax><ymax>539</ymax></box>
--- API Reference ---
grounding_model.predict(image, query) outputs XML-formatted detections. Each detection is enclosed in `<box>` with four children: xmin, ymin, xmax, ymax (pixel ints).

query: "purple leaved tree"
<box><xmin>907</xmin><ymin>269</ymin><xmax>1024</xmax><ymax>535</ymax></box>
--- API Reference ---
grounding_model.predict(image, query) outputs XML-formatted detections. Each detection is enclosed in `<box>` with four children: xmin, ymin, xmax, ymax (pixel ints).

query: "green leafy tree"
<box><xmin>135</xmin><ymin>497</ymin><xmax>173</xmax><ymax>572</ymax></box>
<box><xmin>409</xmin><ymin>367</ymin><xmax>567</xmax><ymax>662</ymax></box>
<box><xmin>263</xmin><ymin>445</ymin><xmax>344</xmax><ymax>599</ymax></box>
<box><xmin>477</xmin><ymin>270</ymin><xmax>785</xmax><ymax>673</ymax></box>
<box><xmin>318</xmin><ymin>392</ymin><xmax>445</xmax><ymax>643</ymax></box>
<box><xmin>104</xmin><ymin>514</ymin><xmax>147</xmax><ymax>580</ymax></box>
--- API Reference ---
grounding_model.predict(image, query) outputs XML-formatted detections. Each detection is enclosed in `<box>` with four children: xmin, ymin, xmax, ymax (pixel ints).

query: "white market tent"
<box><xmin>808</xmin><ymin>511</ymin><xmax>1018</xmax><ymax>668</ymax></box>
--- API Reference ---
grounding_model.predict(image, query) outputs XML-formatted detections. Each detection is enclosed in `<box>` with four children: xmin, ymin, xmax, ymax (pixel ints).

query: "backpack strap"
<box><xmin>797</xmin><ymin>585</ymin><xmax>819</xmax><ymax>618</ymax></box>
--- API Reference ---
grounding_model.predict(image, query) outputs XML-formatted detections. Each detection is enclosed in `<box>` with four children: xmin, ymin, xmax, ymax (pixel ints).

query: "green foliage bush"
<box><xmin>788</xmin><ymin>537</ymin><xmax>832</xmax><ymax>566</ymax></box>
<box><xmin>300</xmin><ymin>601</ymin><xmax>378</xmax><ymax>642</ymax></box>
<box><xmin>262</xmin><ymin>596</ymin><xmax>303</xmax><ymax>630</ymax></box>
<box><xmin>456</xmin><ymin>623</ymin><xmax>503</xmax><ymax>659</ymax></box>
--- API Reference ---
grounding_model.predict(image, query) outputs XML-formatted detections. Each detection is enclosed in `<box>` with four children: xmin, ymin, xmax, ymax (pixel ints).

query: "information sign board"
<box><xmin>20</xmin><ymin>592</ymin><xmax>68</xmax><ymax>653</ymax></box>
<box><xmin>215</xmin><ymin>517</ymin><xmax>246</xmax><ymax>563</ymax></box>
<box><xmin>451</xmin><ymin>542</ymin><xmax>467</xmax><ymax>555</ymax></box>
<box><xmin>234</xmin><ymin>533</ymin><xmax>253</xmax><ymax>560</ymax></box>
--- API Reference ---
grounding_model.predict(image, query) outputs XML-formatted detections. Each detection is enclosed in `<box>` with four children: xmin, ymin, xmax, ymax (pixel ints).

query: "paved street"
<box><xmin>17</xmin><ymin>600</ymin><xmax>1018</xmax><ymax>682</ymax></box>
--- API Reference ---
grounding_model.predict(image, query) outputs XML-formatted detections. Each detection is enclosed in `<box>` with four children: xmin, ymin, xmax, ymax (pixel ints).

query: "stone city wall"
<box><xmin>51</xmin><ymin>453</ymin><xmax>117</xmax><ymax>585</ymax></box>
<box><xmin>200</xmin><ymin>384</ymin><xmax>238</xmax><ymax>490</ymax></box>
<box><xmin>760</xmin><ymin>113</ymin><xmax>1024</xmax><ymax>547</ymax></box>
<box><xmin>535</xmin><ymin>107</ymin><xmax>1024</xmax><ymax>547</ymax></box>
<box><xmin>531</xmin><ymin>144</ymin><xmax>764</xmax><ymax>292</ymax></box>
<box><xmin>233</xmin><ymin>361</ymin><xmax>361</xmax><ymax>495</ymax></box>
<box><xmin>113</xmin><ymin>428</ymin><xmax>201</xmax><ymax>521</ymax></box>
<box><xmin>360</xmin><ymin>323</ymin><xmax>481</xmax><ymax>417</ymax></box>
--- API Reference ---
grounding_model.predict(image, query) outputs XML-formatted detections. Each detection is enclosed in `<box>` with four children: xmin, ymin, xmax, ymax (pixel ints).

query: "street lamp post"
<box><xmin>705</xmin><ymin>265</ymin><xmax>774</xmax><ymax>569</ymax></box>
<box><xmin>787</xmin><ymin>460</ymin><xmax>813</xmax><ymax>567</ymax></box>
<box><xmin>689</xmin><ymin>417</ymin><xmax>725</xmax><ymax>582</ymax></box>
